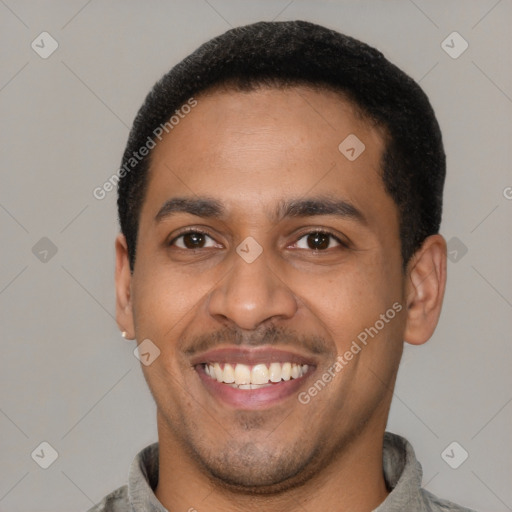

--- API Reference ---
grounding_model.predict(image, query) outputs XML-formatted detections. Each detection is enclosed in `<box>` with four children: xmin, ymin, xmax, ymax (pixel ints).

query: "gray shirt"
<box><xmin>86</xmin><ymin>432</ymin><xmax>477</xmax><ymax>512</ymax></box>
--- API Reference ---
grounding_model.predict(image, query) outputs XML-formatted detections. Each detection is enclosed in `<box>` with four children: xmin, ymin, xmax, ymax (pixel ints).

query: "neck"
<box><xmin>154</xmin><ymin>417</ymin><xmax>389</xmax><ymax>512</ymax></box>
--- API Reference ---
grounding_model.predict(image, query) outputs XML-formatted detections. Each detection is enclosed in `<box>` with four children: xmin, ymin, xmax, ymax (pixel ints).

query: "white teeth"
<box><xmin>223</xmin><ymin>363</ymin><xmax>235</xmax><ymax>383</ymax></box>
<box><xmin>281</xmin><ymin>362</ymin><xmax>291</xmax><ymax>381</ymax></box>
<box><xmin>238</xmin><ymin>383</ymin><xmax>272</xmax><ymax>390</ymax></box>
<box><xmin>234</xmin><ymin>363</ymin><xmax>251</xmax><ymax>385</ymax></box>
<box><xmin>251</xmin><ymin>364</ymin><xmax>269</xmax><ymax>384</ymax></box>
<box><xmin>205</xmin><ymin>361</ymin><xmax>310</xmax><ymax>386</ymax></box>
<box><xmin>269</xmin><ymin>362</ymin><xmax>282</xmax><ymax>382</ymax></box>
<box><xmin>213</xmin><ymin>363</ymin><xmax>224</xmax><ymax>382</ymax></box>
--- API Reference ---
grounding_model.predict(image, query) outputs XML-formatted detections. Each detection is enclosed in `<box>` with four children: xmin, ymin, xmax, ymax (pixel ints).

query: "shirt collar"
<box><xmin>128</xmin><ymin>441</ymin><xmax>167</xmax><ymax>512</ymax></box>
<box><xmin>373</xmin><ymin>432</ymin><xmax>427</xmax><ymax>511</ymax></box>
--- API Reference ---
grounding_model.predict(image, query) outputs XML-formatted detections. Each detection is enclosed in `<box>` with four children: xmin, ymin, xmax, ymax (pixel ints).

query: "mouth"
<box><xmin>191</xmin><ymin>347</ymin><xmax>317</xmax><ymax>409</ymax></box>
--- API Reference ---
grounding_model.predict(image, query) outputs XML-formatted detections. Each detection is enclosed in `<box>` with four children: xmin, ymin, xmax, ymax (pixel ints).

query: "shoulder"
<box><xmin>85</xmin><ymin>485</ymin><xmax>129</xmax><ymax>512</ymax></box>
<box><xmin>420</xmin><ymin>488</ymin><xmax>478</xmax><ymax>512</ymax></box>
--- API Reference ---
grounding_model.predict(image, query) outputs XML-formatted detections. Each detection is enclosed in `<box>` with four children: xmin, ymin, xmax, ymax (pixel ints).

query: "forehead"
<box><xmin>141</xmin><ymin>85</ymin><xmax>396</xmax><ymax>233</ymax></box>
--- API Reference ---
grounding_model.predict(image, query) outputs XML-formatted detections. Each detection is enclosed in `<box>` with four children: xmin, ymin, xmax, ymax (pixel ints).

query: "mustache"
<box><xmin>183</xmin><ymin>325</ymin><xmax>331</xmax><ymax>358</ymax></box>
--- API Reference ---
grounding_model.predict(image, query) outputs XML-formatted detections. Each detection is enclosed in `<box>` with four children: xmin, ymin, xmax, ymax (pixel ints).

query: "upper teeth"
<box><xmin>204</xmin><ymin>362</ymin><xmax>309</xmax><ymax>385</ymax></box>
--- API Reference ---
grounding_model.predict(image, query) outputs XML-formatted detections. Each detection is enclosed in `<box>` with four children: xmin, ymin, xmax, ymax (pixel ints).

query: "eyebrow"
<box><xmin>155</xmin><ymin>195</ymin><xmax>367</xmax><ymax>225</ymax></box>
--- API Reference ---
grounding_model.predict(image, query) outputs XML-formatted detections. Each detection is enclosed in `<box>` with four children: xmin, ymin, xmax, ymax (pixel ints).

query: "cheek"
<box><xmin>131</xmin><ymin>264</ymin><xmax>211</xmax><ymax>340</ymax></box>
<box><xmin>299</xmin><ymin>254</ymin><xmax>402</xmax><ymax>347</ymax></box>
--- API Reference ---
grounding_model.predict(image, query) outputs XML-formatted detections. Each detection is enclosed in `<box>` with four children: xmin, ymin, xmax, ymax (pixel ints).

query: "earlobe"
<box><xmin>115</xmin><ymin>233</ymin><xmax>135</xmax><ymax>339</ymax></box>
<box><xmin>403</xmin><ymin>234</ymin><xmax>447</xmax><ymax>345</ymax></box>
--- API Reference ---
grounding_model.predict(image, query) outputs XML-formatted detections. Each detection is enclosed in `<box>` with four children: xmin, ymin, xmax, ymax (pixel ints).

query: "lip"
<box><xmin>197</xmin><ymin>365</ymin><xmax>314</xmax><ymax>409</ymax></box>
<box><xmin>190</xmin><ymin>346</ymin><xmax>317</xmax><ymax>410</ymax></box>
<box><xmin>189</xmin><ymin>346</ymin><xmax>317</xmax><ymax>366</ymax></box>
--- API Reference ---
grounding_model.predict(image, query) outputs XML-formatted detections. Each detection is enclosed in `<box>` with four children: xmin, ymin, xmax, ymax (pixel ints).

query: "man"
<box><xmin>89</xmin><ymin>20</ymin><xmax>477</xmax><ymax>512</ymax></box>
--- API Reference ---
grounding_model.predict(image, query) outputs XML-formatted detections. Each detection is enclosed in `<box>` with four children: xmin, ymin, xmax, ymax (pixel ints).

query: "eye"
<box><xmin>169</xmin><ymin>230</ymin><xmax>220</xmax><ymax>250</ymax></box>
<box><xmin>293</xmin><ymin>230</ymin><xmax>345</xmax><ymax>251</ymax></box>
<box><xmin>168</xmin><ymin>229</ymin><xmax>346</xmax><ymax>252</ymax></box>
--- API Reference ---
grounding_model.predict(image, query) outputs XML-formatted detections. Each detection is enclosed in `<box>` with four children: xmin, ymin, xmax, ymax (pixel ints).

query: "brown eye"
<box><xmin>307</xmin><ymin>232</ymin><xmax>330</xmax><ymax>250</ymax></box>
<box><xmin>294</xmin><ymin>231</ymin><xmax>342</xmax><ymax>251</ymax></box>
<box><xmin>170</xmin><ymin>231</ymin><xmax>219</xmax><ymax>250</ymax></box>
<box><xmin>182</xmin><ymin>232</ymin><xmax>205</xmax><ymax>248</ymax></box>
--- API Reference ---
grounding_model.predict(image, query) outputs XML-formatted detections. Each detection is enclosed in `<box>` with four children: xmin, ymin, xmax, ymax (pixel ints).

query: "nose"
<box><xmin>207</xmin><ymin>248</ymin><xmax>298</xmax><ymax>331</ymax></box>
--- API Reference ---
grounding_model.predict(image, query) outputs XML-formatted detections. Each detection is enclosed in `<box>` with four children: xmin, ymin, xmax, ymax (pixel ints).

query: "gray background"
<box><xmin>1</xmin><ymin>1</ymin><xmax>511</xmax><ymax>511</ymax></box>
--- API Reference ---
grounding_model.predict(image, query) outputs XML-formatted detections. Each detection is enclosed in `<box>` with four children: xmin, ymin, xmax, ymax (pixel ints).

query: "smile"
<box><xmin>204</xmin><ymin>362</ymin><xmax>309</xmax><ymax>388</ymax></box>
<box><xmin>191</xmin><ymin>347</ymin><xmax>317</xmax><ymax>408</ymax></box>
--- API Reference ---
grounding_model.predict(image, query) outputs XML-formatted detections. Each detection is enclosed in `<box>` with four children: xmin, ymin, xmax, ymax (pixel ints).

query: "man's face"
<box><xmin>123</xmin><ymin>86</ymin><xmax>408</xmax><ymax>489</ymax></box>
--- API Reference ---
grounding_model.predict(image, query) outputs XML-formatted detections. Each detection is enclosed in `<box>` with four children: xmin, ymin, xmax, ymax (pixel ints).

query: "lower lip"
<box><xmin>196</xmin><ymin>365</ymin><xmax>313</xmax><ymax>409</ymax></box>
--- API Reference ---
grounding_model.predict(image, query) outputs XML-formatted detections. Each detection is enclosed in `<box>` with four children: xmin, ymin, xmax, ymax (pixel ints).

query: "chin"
<box><xmin>189</xmin><ymin>439</ymin><xmax>324</xmax><ymax>494</ymax></box>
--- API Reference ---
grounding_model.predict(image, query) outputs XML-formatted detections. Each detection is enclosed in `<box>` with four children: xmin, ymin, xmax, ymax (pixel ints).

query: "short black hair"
<box><xmin>118</xmin><ymin>20</ymin><xmax>445</xmax><ymax>272</ymax></box>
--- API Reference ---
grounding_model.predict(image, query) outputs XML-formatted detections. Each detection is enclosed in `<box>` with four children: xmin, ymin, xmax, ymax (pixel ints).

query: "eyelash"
<box><xmin>168</xmin><ymin>228</ymin><xmax>348</xmax><ymax>251</ymax></box>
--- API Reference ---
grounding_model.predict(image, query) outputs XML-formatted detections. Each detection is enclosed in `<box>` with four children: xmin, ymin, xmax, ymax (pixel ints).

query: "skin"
<box><xmin>115</xmin><ymin>85</ymin><xmax>447</xmax><ymax>512</ymax></box>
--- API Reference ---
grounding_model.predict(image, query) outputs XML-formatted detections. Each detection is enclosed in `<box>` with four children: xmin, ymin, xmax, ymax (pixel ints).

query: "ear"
<box><xmin>115</xmin><ymin>233</ymin><xmax>135</xmax><ymax>339</ymax></box>
<box><xmin>403</xmin><ymin>234</ymin><xmax>447</xmax><ymax>345</ymax></box>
